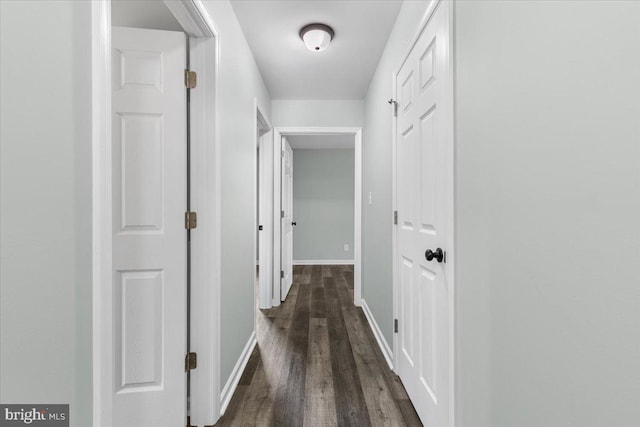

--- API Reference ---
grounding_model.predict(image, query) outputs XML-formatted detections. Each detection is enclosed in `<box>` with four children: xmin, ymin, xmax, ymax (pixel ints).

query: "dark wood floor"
<box><xmin>215</xmin><ymin>265</ymin><xmax>422</xmax><ymax>426</ymax></box>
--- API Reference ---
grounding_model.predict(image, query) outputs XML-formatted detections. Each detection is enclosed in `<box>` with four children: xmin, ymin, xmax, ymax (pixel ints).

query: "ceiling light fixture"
<box><xmin>299</xmin><ymin>23</ymin><xmax>334</xmax><ymax>52</ymax></box>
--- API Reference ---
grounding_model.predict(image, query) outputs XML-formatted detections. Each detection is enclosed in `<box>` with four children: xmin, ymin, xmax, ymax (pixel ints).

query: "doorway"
<box><xmin>92</xmin><ymin>1</ymin><xmax>221</xmax><ymax>425</ymax></box>
<box><xmin>272</xmin><ymin>127</ymin><xmax>363</xmax><ymax>306</ymax></box>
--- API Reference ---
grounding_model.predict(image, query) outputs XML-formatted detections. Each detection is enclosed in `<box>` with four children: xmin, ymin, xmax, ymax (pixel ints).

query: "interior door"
<box><xmin>281</xmin><ymin>137</ymin><xmax>294</xmax><ymax>300</ymax></box>
<box><xmin>395</xmin><ymin>2</ymin><xmax>451</xmax><ymax>426</ymax></box>
<box><xmin>112</xmin><ymin>26</ymin><xmax>187</xmax><ymax>426</ymax></box>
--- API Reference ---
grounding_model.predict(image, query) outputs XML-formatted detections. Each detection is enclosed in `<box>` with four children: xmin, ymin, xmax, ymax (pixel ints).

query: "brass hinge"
<box><xmin>185</xmin><ymin>70</ymin><xmax>197</xmax><ymax>89</ymax></box>
<box><xmin>185</xmin><ymin>211</ymin><xmax>197</xmax><ymax>230</ymax></box>
<box><xmin>394</xmin><ymin>210</ymin><xmax>398</xmax><ymax>225</ymax></box>
<box><xmin>394</xmin><ymin>319</ymin><xmax>398</xmax><ymax>333</ymax></box>
<box><xmin>185</xmin><ymin>352</ymin><xmax>197</xmax><ymax>371</ymax></box>
<box><xmin>281</xmin><ymin>270</ymin><xmax>284</xmax><ymax>279</ymax></box>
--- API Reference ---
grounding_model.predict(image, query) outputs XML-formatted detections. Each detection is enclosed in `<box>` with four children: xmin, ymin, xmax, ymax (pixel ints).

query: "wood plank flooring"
<box><xmin>215</xmin><ymin>265</ymin><xmax>422</xmax><ymax>427</ymax></box>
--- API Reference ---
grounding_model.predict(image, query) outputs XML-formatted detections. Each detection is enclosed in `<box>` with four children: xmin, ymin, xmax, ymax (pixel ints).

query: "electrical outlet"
<box><xmin>344</xmin><ymin>244</ymin><xmax>349</xmax><ymax>252</ymax></box>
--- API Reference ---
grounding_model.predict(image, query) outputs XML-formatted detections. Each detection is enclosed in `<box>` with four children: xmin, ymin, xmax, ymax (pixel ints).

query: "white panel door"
<box><xmin>395</xmin><ymin>2</ymin><xmax>452</xmax><ymax>426</ymax></box>
<box><xmin>112</xmin><ymin>27</ymin><xmax>187</xmax><ymax>427</ymax></box>
<box><xmin>281</xmin><ymin>138</ymin><xmax>294</xmax><ymax>299</ymax></box>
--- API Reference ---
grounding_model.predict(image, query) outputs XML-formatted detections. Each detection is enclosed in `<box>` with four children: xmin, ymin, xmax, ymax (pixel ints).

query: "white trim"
<box><xmin>92</xmin><ymin>2</ymin><xmax>112</xmax><ymax>426</ymax></box>
<box><xmin>92</xmin><ymin>1</ymin><xmax>222</xmax><ymax>425</ymax></box>
<box><xmin>272</xmin><ymin>129</ymin><xmax>283</xmax><ymax>306</ymax></box>
<box><xmin>184</xmin><ymin>1</ymin><xmax>221</xmax><ymax>424</ymax></box>
<box><xmin>391</xmin><ymin>70</ymin><xmax>398</xmax><ymax>373</ymax></box>
<box><xmin>219</xmin><ymin>332</ymin><xmax>257</xmax><ymax>416</ymax></box>
<box><xmin>164</xmin><ymin>0</ymin><xmax>214</xmax><ymax>37</ymax></box>
<box><xmin>273</xmin><ymin>127</ymin><xmax>363</xmax><ymax>307</ymax></box>
<box><xmin>292</xmin><ymin>260</ymin><xmax>355</xmax><ymax>266</ymax></box>
<box><xmin>255</xmin><ymin>99</ymin><xmax>274</xmax><ymax>310</ymax></box>
<box><xmin>391</xmin><ymin>1</ymin><xmax>455</xmax><ymax>426</ymax></box>
<box><xmin>361</xmin><ymin>299</ymin><xmax>394</xmax><ymax>370</ymax></box>
<box><xmin>445</xmin><ymin>3</ymin><xmax>457</xmax><ymax>425</ymax></box>
<box><xmin>353</xmin><ymin>129</ymin><xmax>363</xmax><ymax>307</ymax></box>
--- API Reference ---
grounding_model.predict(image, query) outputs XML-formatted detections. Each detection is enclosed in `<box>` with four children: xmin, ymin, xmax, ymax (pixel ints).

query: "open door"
<box><xmin>112</xmin><ymin>27</ymin><xmax>187</xmax><ymax>426</ymax></box>
<box><xmin>281</xmin><ymin>137</ymin><xmax>294</xmax><ymax>300</ymax></box>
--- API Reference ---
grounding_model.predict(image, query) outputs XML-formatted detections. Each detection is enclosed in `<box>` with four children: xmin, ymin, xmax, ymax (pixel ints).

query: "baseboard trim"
<box><xmin>219</xmin><ymin>331</ymin><xmax>257</xmax><ymax>416</ymax></box>
<box><xmin>292</xmin><ymin>260</ymin><xmax>354</xmax><ymax>265</ymax></box>
<box><xmin>361</xmin><ymin>299</ymin><xmax>394</xmax><ymax>370</ymax></box>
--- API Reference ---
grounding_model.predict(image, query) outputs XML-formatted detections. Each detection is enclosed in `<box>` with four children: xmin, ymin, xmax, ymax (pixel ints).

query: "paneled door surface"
<box><xmin>281</xmin><ymin>137</ymin><xmax>294</xmax><ymax>300</ymax></box>
<box><xmin>395</xmin><ymin>2</ymin><xmax>452</xmax><ymax>426</ymax></box>
<box><xmin>112</xmin><ymin>27</ymin><xmax>187</xmax><ymax>426</ymax></box>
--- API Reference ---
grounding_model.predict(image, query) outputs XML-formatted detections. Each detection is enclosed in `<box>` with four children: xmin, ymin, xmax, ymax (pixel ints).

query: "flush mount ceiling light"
<box><xmin>299</xmin><ymin>23</ymin><xmax>334</xmax><ymax>52</ymax></box>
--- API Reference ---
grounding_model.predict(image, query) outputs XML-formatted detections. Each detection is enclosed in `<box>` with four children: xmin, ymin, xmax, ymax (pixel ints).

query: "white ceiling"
<box><xmin>287</xmin><ymin>134</ymin><xmax>354</xmax><ymax>149</ymax></box>
<box><xmin>231</xmin><ymin>0</ymin><xmax>403</xmax><ymax>100</ymax></box>
<box><xmin>111</xmin><ymin>0</ymin><xmax>183</xmax><ymax>32</ymax></box>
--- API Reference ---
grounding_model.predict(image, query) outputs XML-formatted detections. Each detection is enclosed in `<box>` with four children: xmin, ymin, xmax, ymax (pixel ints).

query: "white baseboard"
<box><xmin>292</xmin><ymin>260</ymin><xmax>354</xmax><ymax>265</ymax></box>
<box><xmin>219</xmin><ymin>331</ymin><xmax>257</xmax><ymax>416</ymax></box>
<box><xmin>361</xmin><ymin>299</ymin><xmax>394</xmax><ymax>370</ymax></box>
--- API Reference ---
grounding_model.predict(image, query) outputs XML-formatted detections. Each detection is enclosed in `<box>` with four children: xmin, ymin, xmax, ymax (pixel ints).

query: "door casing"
<box><xmin>271</xmin><ymin>127</ymin><xmax>363</xmax><ymax>307</ymax></box>
<box><xmin>391</xmin><ymin>0</ymin><xmax>455</xmax><ymax>425</ymax></box>
<box><xmin>255</xmin><ymin>100</ymin><xmax>273</xmax><ymax>310</ymax></box>
<box><xmin>91</xmin><ymin>1</ymin><xmax>222</xmax><ymax>425</ymax></box>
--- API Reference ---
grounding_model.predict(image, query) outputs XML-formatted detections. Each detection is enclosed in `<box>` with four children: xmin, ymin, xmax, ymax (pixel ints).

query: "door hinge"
<box><xmin>185</xmin><ymin>211</ymin><xmax>197</xmax><ymax>230</ymax></box>
<box><xmin>394</xmin><ymin>210</ymin><xmax>398</xmax><ymax>225</ymax></box>
<box><xmin>185</xmin><ymin>70</ymin><xmax>197</xmax><ymax>89</ymax></box>
<box><xmin>185</xmin><ymin>352</ymin><xmax>197</xmax><ymax>371</ymax></box>
<box><xmin>388</xmin><ymin>99</ymin><xmax>398</xmax><ymax>117</ymax></box>
<box><xmin>394</xmin><ymin>319</ymin><xmax>398</xmax><ymax>333</ymax></box>
<box><xmin>281</xmin><ymin>210</ymin><xmax>285</xmax><ymax>218</ymax></box>
<box><xmin>281</xmin><ymin>270</ymin><xmax>284</xmax><ymax>279</ymax></box>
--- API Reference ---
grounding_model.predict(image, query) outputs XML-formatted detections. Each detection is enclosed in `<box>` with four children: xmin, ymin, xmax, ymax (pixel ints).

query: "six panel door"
<box><xmin>112</xmin><ymin>26</ymin><xmax>187</xmax><ymax>427</ymax></box>
<box><xmin>395</xmin><ymin>2</ymin><xmax>452</xmax><ymax>426</ymax></box>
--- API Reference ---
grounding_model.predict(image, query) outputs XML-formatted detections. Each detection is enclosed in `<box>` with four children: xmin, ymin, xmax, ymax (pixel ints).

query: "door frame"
<box><xmin>271</xmin><ymin>127</ymin><xmax>363</xmax><ymax>307</ymax></box>
<box><xmin>390</xmin><ymin>0</ymin><xmax>455</xmax><ymax>425</ymax></box>
<box><xmin>91</xmin><ymin>1</ymin><xmax>222</xmax><ymax>425</ymax></box>
<box><xmin>254</xmin><ymin>100</ymin><xmax>273</xmax><ymax>310</ymax></box>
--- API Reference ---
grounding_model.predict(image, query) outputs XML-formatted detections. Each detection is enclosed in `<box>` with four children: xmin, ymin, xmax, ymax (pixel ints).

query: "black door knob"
<box><xmin>292</xmin><ymin>221</ymin><xmax>297</xmax><ymax>226</ymax></box>
<box><xmin>425</xmin><ymin>248</ymin><xmax>445</xmax><ymax>263</ymax></box>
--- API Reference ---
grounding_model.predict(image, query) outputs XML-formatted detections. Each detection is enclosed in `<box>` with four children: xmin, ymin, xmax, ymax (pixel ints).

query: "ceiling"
<box><xmin>111</xmin><ymin>0</ymin><xmax>183</xmax><ymax>31</ymax></box>
<box><xmin>287</xmin><ymin>134</ymin><xmax>354</xmax><ymax>149</ymax></box>
<box><xmin>231</xmin><ymin>0</ymin><xmax>403</xmax><ymax>100</ymax></box>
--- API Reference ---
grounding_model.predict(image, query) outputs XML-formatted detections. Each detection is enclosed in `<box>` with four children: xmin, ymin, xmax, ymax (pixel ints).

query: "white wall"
<box><xmin>272</xmin><ymin>99</ymin><xmax>363</xmax><ymax>127</ymax></box>
<box><xmin>0</xmin><ymin>1</ymin><xmax>93</xmax><ymax>425</ymax></box>
<box><xmin>200</xmin><ymin>0</ymin><xmax>272</xmax><ymax>385</ymax></box>
<box><xmin>362</xmin><ymin>0</ymin><xmax>432</xmax><ymax>348</ymax></box>
<box><xmin>454</xmin><ymin>1</ymin><xmax>640</xmax><ymax>426</ymax></box>
<box><xmin>292</xmin><ymin>149</ymin><xmax>355</xmax><ymax>262</ymax></box>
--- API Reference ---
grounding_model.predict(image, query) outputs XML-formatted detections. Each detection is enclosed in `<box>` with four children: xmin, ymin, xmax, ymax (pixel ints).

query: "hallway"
<box><xmin>216</xmin><ymin>265</ymin><xmax>421</xmax><ymax>426</ymax></box>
